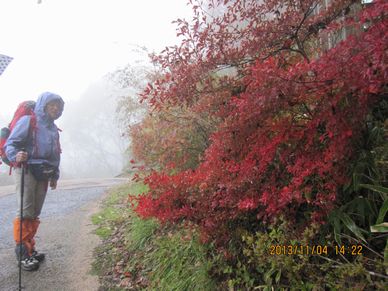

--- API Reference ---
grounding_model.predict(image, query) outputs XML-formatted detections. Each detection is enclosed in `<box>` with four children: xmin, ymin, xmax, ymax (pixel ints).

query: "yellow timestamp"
<box><xmin>335</xmin><ymin>244</ymin><xmax>363</xmax><ymax>256</ymax></box>
<box><xmin>269</xmin><ymin>245</ymin><xmax>329</xmax><ymax>255</ymax></box>
<box><xmin>269</xmin><ymin>244</ymin><xmax>363</xmax><ymax>256</ymax></box>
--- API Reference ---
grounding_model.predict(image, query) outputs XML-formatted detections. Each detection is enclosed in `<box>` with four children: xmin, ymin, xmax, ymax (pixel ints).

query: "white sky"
<box><xmin>0</xmin><ymin>0</ymin><xmax>193</xmax><ymax>120</ymax></box>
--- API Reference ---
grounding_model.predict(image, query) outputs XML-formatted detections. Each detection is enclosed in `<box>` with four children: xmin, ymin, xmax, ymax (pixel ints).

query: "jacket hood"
<box><xmin>34</xmin><ymin>92</ymin><xmax>64</xmax><ymax>122</ymax></box>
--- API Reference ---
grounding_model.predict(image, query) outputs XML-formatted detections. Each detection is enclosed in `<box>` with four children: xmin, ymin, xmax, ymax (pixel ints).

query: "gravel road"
<box><xmin>0</xmin><ymin>179</ymin><xmax>125</xmax><ymax>291</ymax></box>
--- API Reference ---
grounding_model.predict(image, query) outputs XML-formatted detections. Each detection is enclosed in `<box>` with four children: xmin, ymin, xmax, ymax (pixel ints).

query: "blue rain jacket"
<box><xmin>5</xmin><ymin>92</ymin><xmax>64</xmax><ymax>180</ymax></box>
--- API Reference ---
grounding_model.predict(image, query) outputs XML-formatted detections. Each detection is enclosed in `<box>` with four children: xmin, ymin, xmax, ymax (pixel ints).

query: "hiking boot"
<box><xmin>15</xmin><ymin>244</ymin><xmax>40</xmax><ymax>271</ymax></box>
<box><xmin>31</xmin><ymin>250</ymin><xmax>45</xmax><ymax>262</ymax></box>
<box><xmin>15</xmin><ymin>244</ymin><xmax>29</xmax><ymax>261</ymax></box>
<box><xmin>19</xmin><ymin>256</ymin><xmax>39</xmax><ymax>271</ymax></box>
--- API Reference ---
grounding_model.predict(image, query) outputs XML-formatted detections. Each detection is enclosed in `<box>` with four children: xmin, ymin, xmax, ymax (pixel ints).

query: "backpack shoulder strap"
<box><xmin>28</xmin><ymin>113</ymin><xmax>38</xmax><ymax>157</ymax></box>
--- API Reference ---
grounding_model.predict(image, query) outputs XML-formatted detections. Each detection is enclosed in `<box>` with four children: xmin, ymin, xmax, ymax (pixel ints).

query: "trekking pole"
<box><xmin>18</xmin><ymin>151</ymin><xmax>26</xmax><ymax>291</ymax></box>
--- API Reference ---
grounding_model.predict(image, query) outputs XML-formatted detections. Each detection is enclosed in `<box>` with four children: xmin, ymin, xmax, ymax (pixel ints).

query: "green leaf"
<box><xmin>263</xmin><ymin>267</ymin><xmax>276</xmax><ymax>285</ymax></box>
<box><xmin>344</xmin><ymin>196</ymin><xmax>376</xmax><ymax>225</ymax></box>
<box><xmin>370</xmin><ymin>223</ymin><xmax>388</xmax><ymax>233</ymax></box>
<box><xmin>333</xmin><ymin>215</ymin><xmax>342</xmax><ymax>245</ymax></box>
<box><xmin>328</xmin><ymin>209</ymin><xmax>343</xmax><ymax>245</ymax></box>
<box><xmin>359</xmin><ymin>184</ymin><xmax>388</xmax><ymax>199</ymax></box>
<box><xmin>275</xmin><ymin>270</ymin><xmax>281</xmax><ymax>284</ymax></box>
<box><xmin>339</xmin><ymin>212</ymin><xmax>367</xmax><ymax>243</ymax></box>
<box><xmin>376</xmin><ymin>198</ymin><xmax>388</xmax><ymax>224</ymax></box>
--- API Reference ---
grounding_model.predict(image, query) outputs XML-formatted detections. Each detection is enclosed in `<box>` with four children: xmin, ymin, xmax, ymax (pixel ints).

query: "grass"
<box><xmin>92</xmin><ymin>181</ymin><xmax>216</xmax><ymax>290</ymax></box>
<box><xmin>125</xmin><ymin>214</ymin><xmax>159</xmax><ymax>251</ymax></box>
<box><xmin>145</xmin><ymin>229</ymin><xmax>216</xmax><ymax>291</ymax></box>
<box><xmin>91</xmin><ymin>183</ymin><xmax>131</xmax><ymax>238</ymax></box>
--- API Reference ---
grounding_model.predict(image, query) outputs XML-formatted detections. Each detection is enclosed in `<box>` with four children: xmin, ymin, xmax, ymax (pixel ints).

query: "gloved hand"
<box><xmin>16</xmin><ymin>151</ymin><xmax>28</xmax><ymax>163</ymax></box>
<box><xmin>50</xmin><ymin>179</ymin><xmax>57</xmax><ymax>190</ymax></box>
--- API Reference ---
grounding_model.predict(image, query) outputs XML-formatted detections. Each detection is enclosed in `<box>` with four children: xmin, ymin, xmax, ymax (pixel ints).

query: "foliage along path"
<box><xmin>115</xmin><ymin>0</ymin><xmax>388</xmax><ymax>289</ymax></box>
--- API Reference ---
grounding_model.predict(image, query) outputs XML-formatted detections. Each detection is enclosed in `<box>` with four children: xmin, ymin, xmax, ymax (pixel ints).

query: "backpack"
<box><xmin>0</xmin><ymin>101</ymin><xmax>36</xmax><ymax>166</ymax></box>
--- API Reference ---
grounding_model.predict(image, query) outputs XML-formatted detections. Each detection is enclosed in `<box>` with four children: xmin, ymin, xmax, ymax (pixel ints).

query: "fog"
<box><xmin>0</xmin><ymin>58</ymin><xmax>152</xmax><ymax>185</ymax></box>
<box><xmin>0</xmin><ymin>79</ymin><xmax>129</xmax><ymax>184</ymax></box>
<box><xmin>0</xmin><ymin>0</ymin><xmax>194</xmax><ymax>185</ymax></box>
<box><xmin>59</xmin><ymin>81</ymin><xmax>129</xmax><ymax>179</ymax></box>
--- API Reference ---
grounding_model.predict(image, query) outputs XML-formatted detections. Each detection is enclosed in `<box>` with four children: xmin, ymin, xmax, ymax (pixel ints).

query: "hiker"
<box><xmin>5</xmin><ymin>92</ymin><xmax>64</xmax><ymax>271</ymax></box>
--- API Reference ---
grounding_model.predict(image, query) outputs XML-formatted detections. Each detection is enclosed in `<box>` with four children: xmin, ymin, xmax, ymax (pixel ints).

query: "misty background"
<box><xmin>0</xmin><ymin>0</ymin><xmax>192</xmax><ymax>185</ymax></box>
<box><xmin>0</xmin><ymin>67</ymin><xmax>133</xmax><ymax>184</ymax></box>
<box><xmin>0</xmin><ymin>50</ymin><xmax>153</xmax><ymax>184</ymax></box>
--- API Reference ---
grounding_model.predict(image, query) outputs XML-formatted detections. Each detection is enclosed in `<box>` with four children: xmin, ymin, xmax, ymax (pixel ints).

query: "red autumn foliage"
<box><xmin>131</xmin><ymin>0</ymin><xmax>387</xmax><ymax>244</ymax></box>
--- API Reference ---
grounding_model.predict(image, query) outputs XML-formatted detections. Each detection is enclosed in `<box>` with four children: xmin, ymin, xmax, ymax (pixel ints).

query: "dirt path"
<box><xmin>30</xmin><ymin>194</ymin><xmax>103</xmax><ymax>291</ymax></box>
<box><xmin>0</xmin><ymin>180</ymin><xmax>122</xmax><ymax>291</ymax></box>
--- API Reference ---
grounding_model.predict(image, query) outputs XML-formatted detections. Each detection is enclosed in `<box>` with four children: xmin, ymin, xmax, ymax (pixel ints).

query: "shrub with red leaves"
<box><xmin>132</xmin><ymin>0</ymin><xmax>387</xmax><ymax>245</ymax></box>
